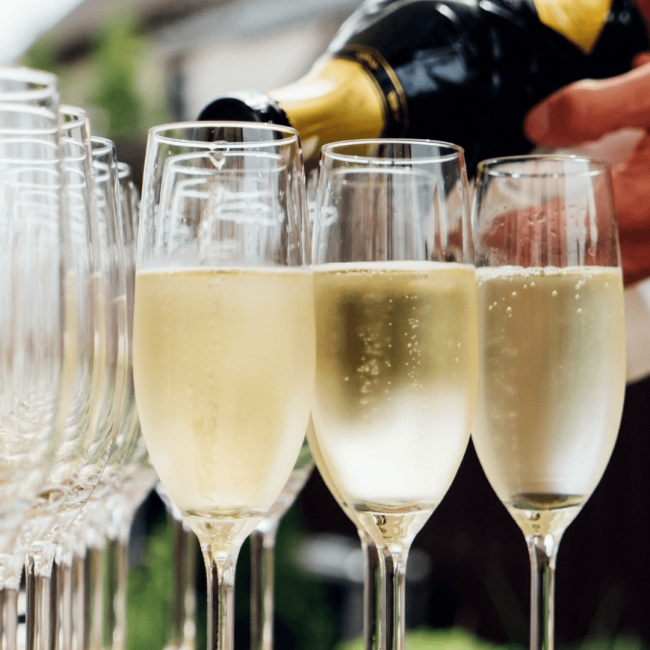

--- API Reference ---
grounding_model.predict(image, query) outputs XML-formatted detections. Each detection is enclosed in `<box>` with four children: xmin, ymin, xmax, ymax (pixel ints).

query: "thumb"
<box><xmin>524</xmin><ymin>63</ymin><xmax>650</xmax><ymax>147</ymax></box>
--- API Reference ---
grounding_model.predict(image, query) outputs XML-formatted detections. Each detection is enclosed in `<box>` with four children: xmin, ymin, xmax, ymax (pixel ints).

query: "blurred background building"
<box><xmin>10</xmin><ymin>0</ymin><xmax>360</xmax><ymax>185</ymax></box>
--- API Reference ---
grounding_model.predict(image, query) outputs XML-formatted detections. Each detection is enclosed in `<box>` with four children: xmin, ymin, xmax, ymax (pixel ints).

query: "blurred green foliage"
<box><xmin>127</xmin><ymin>514</ymin><xmax>173</xmax><ymax>650</ymax></box>
<box><xmin>88</xmin><ymin>12</ymin><xmax>145</xmax><ymax>142</ymax></box>
<box><xmin>22</xmin><ymin>5</ymin><xmax>166</xmax><ymax>143</ymax></box>
<box><xmin>22</xmin><ymin>36</ymin><xmax>61</xmax><ymax>76</ymax></box>
<box><xmin>338</xmin><ymin>627</ymin><xmax>519</xmax><ymax>650</ymax></box>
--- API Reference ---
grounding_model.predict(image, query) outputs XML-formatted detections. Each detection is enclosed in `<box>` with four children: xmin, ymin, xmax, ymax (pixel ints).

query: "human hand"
<box><xmin>524</xmin><ymin>54</ymin><xmax>650</xmax><ymax>285</ymax></box>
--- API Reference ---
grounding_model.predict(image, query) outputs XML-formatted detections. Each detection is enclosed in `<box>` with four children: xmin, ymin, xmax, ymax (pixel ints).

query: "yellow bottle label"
<box><xmin>269</xmin><ymin>47</ymin><xmax>407</xmax><ymax>162</ymax></box>
<box><xmin>534</xmin><ymin>0</ymin><xmax>613</xmax><ymax>53</ymax></box>
<box><xmin>269</xmin><ymin>57</ymin><xmax>386</xmax><ymax>162</ymax></box>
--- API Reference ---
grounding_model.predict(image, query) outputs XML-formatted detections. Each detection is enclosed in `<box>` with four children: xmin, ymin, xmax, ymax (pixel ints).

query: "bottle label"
<box><xmin>533</xmin><ymin>0</ymin><xmax>613</xmax><ymax>53</ymax></box>
<box><xmin>270</xmin><ymin>57</ymin><xmax>386</xmax><ymax>161</ymax></box>
<box><xmin>336</xmin><ymin>45</ymin><xmax>409</xmax><ymax>137</ymax></box>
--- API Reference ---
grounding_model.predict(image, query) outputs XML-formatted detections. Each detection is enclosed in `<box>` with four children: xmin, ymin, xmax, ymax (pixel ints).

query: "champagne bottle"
<box><xmin>198</xmin><ymin>0</ymin><xmax>649</xmax><ymax>172</ymax></box>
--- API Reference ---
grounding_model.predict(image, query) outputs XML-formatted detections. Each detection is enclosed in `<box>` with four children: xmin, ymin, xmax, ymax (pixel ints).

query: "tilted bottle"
<box><xmin>199</xmin><ymin>0</ymin><xmax>649</xmax><ymax>172</ymax></box>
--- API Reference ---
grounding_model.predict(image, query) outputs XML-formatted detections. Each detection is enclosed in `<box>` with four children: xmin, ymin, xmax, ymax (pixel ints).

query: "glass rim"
<box><xmin>477</xmin><ymin>154</ymin><xmax>610</xmax><ymax>178</ymax></box>
<box><xmin>61</xmin><ymin>137</ymin><xmax>87</xmax><ymax>163</ymax></box>
<box><xmin>60</xmin><ymin>104</ymin><xmax>88</xmax><ymax>131</ymax></box>
<box><xmin>320</xmin><ymin>138</ymin><xmax>465</xmax><ymax>164</ymax></box>
<box><xmin>0</xmin><ymin>102</ymin><xmax>58</xmax><ymax>136</ymax></box>
<box><xmin>90</xmin><ymin>135</ymin><xmax>116</xmax><ymax>158</ymax></box>
<box><xmin>0</xmin><ymin>137</ymin><xmax>60</xmax><ymax>164</ymax></box>
<box><xmin>117</xmin><ymin>161</ymin><xmax>131</xmax><ymax>179</ymax></box>
<box><xmin>1</xmin><ymin>165</ymin><xmax>61</xmax><ymax>188</ymax></box>
<box><xmin>0</xmin><ymin>67</ymin><xmax>58</xmax><ymax>103</ymax></box>
<box><xmin>148</xmin><ymin>121</ymin><xmax>300</xmax><ymax>148</ymax></box>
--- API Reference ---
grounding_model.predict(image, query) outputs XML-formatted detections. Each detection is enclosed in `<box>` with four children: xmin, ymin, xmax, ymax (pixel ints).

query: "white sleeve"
<box><xmin>625</xmin><ymin>279</ymin><xmax>650</xmax><ymax>383</ymax></box>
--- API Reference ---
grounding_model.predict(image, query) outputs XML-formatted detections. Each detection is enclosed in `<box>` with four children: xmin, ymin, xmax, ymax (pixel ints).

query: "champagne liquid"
<box><xmin>306</xmin><ymin>417</ymin><xmax>362</xmax><ymax>530</ymax></box>
<box><xmin>312</xmin><ymin>262</ymin><xmax>479</xmax><ymax>546</ymax></box>
<box><xmin>133</xmin><ymin>267</ymin><xmax>315</xmax><ymax>541</ymax></box>
<box><xmin>473</xmin><ymin>266</ymin><xmax>626</xmax><ymax>536</ymax></box>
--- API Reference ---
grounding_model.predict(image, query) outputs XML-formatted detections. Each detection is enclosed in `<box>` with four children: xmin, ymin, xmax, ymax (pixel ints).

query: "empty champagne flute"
<box><xmin>134</xmin><ymin>122</ymin><xmax>314</xmax><ymax>650</ymax></box>
<box><xmin>99</xmin><ymin>162</ymin><xmax>157</xmax><ymax>650</ymax></box>
<box><xmin>311</xmin><ymin>139</ymin><xmax>478</xmax><ymax>650</ymax></box>
<box><xmin>471</xmin><ymin>155</ymin><xmax>626</xmax><ymax>650</ymax></box>
<box><xmin>0</xmin><ymin>69</ymin><xmax>83</xmax><ymax>650</ymax></box>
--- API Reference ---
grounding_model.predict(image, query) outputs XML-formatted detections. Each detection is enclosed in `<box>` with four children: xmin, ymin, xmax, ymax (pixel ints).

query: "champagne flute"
<box><xmin>0</xmin><ymin>68</ymin><xmax>78</xmax><ymax>650</ymax></box>
<box><xmin>471</xmin><ymin>155</ymin><xmax>626</xmax><ymax>650</ymax></box>
<box><xmin>134</xmin><ymin>122</ymin><xmax>314</xmax><ymax>650</ymax></box>
<box><xmin>100</xmin><ymin>161</ymin><xmax>157</xmax><ymax>650</ymax></box>
<box><xmin>311</xmin><ymin>139</ymin><xmax>478</xmax><ymax>650</ymax></box>
<box><xmin>70</xmin><ymin>136</ymin><xmax>129</xmax><ymax>650</ymax></box>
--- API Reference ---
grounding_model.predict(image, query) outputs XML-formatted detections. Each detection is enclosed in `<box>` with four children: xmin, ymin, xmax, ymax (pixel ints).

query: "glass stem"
<box><xmin>0</xmin><ymin>554</ymin><xmax>21</xmax><ymax>650</ymax></box>
<box><xmin>527</xmin><ymin>534</ymin><xmax>560</xmax><ymax>650</ymax></box>
<box><xmin>358</xmin><ymin>531</ymin><xmax>380</xmax><ymax>650</ymax></box>
<box><xmin>58</xmin><ymin>547</ymin><xmax>74</xmax><ymax>650</ymax></box>
<box><xmin>180</xmin><ymin>523</ymin><xmax>197</xmax><ymax>650</ymax></box>
<box><xmin>378</xmin><ymin>545</ymin><xmax>409</xmax><ymax>650</ymax></box>
<box><xmin>202</xmin><ymin>542</ymin><xmax>242</xmax><ymax>650</ymax></box>
<box><xmin>73</xmin><ymin>548</ymin><xmax>91</xmax><ymax>650</ymax></box>
<box><xmin>111</xmin><ymin>534</ymin><xmax>128</xmax><ymax>650</ymax></box>
<box><xmin>170</xmin><ymin>517</ymin><xmax>185</xmax><ymax>650</ymax></box>
<box><xmin>169</xmin><ymin>517</ymin><xmax>198</xmax><ymax>650</ymax></box>
<box><xmin>103</xmin><ymin>537</ymin><xmax>119</xmax><ymax>650</ymax></box>
<box><xmin>74</xmin><ymin>543</ymin><xmax>103</xmax><ymax>650</ymax></box>
<box><xmin>26</xmin><ymin>546</ymin><xmax>57</xmax><ymax>650</ymax></box>
<box><xmin>250</xmin><ymin>521</ymin><xmax>279</xmax><ymax>650</ymax></box>
<box><xmin>26</xmin><ymin>555</ymin><xmax>35</xmax><ymax>650</ymax></box>
<box><xmin>3</xmin><ymin>585</ymin><xmax>19</xmax><ymax>650</ymax></box>
<box><xmin>88</xmin><ymin>543</ymin><xmax>104</xmax><ymax>650</ymax></box>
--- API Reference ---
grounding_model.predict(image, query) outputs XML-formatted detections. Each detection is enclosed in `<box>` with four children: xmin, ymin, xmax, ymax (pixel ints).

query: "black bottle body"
<box><xmin>199</xmin><ymin>0</ymin><xmax>649</xmax><ymax>172</ymax></box>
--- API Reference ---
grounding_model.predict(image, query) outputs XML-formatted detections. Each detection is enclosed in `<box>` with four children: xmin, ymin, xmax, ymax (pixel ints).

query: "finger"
<box><xmin>634</xmin><ymin>0</ymin><xmax>650</xmax><ymax>22</ymax></box>
<box><xmin>612</xmin><ymin>134</ymin><xmax>650</xmax><ymax>233</ymax></box>
<box><xmin>633</xmin><ymin>52</ymin><xmax>650</xmax><ymax>68</ymax></box>
<box><xmin>620</xmin><ymin>232</ymin><xmax>650</xmax><ymax>285</ymax></box>
<box><xmin>524</xmin><ymin>63</ymin><xmax>650</xmax><ymax>147</ymax></box>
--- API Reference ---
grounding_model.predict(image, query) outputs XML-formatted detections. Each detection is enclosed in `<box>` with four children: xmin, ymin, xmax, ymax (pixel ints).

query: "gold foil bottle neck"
<box><xmin>534</xmin><ymin>0</ymin><xmax>613</xmax><ymax>53</ymax></box>
<box><xmin>269</xmin><ymin>56</ymin><xmax>386</xmax><ymax>163</ymax></box>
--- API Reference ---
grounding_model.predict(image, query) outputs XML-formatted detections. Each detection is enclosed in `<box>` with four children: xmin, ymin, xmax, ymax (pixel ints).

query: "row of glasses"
<box><xmin>134</xmin><ymin>119</ymin><xmax>627</xmax><ymax>650</ymax></box>
<box><xmin>101</xmin><ymin>162</ymin><xmax>159</xmax><ymax>650</ymax></box>
<box><xmin>0</xmin><ymin>66</ymin><xmax>152</xmax><ymax>650</ymax></box>
<box><xmin>69</xmin><ymin>135</ymin><xmax>131</xmax><ymax>650</ymax></box>
<box><xmin>0</xmin><ymin>67</ymin><xmax>75</xmax><ymax>650</ymax></box>
<box><xmin>19</xmin><ymin>107</ymin><xmax>106</xmax><ymax>650</ymax></box>
<box><xmin>311</xmin><ymin>143</ymin><xmax>626</xmax><ymax>650</ymax></box>
<box><xmin>21</xmin><ymin>127</ymin><xmax>127</xmax><ymax>650</ymax></box>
